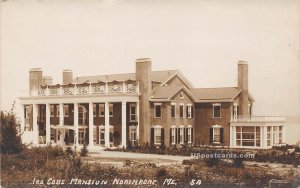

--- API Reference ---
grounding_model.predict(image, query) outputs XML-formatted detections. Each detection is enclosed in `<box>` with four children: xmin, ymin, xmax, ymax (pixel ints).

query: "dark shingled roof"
<box><xmin>74</xmin><ymin>70</ymin><xmax>178</xmax><ymax>83</ymax></box>
<box><xmin>151</xmin><ymin>86</ymin><xmax>183</xmax><ymax>99</ymax></box>
<box><xmin>190</xmin><ymin>87</ymin><xmax>241</xmax><ymax>101</ymax></box>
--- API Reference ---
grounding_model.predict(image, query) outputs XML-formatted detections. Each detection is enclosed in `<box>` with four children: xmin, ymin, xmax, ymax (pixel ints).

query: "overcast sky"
<box><xmin>1</xmin><ymin>0</ymin><xmax>300</xmax><ymax>119</ymax></box>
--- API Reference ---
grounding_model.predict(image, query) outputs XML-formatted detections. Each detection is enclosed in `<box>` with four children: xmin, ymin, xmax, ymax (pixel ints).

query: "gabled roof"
<box><xmin>160</xmin><ymin>70</ymin><xmax>194</xmax><ymax>89</ymax></box>
<box><xmin>150</xmin><ymin>85</ymin><xmax>196</xmax><ymax>101</ymax></box>
<box><xmin>74</xmin><ymin>70</ymin><xmax>178</xmax><ymax>83</ymax></box>
<box><xmin>190</xmin><ymin>87</ymin><xmax>242</xmax><ymax>102</ymax></box>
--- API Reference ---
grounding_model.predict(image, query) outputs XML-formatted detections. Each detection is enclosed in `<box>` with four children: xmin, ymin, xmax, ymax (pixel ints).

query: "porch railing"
<box><xmin>32</xmin><ymin>81</ymin><xmax>140</xmax><ymax>97</ymax></box>
<box><xmin>231</xmin><ymin>115</ymin><xmax>285</xmax><ymax>122</ymax></box>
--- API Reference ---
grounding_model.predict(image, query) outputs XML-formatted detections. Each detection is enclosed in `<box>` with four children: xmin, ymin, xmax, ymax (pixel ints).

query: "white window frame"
<box><xmin>129</xmin><ymin>126</ymin><xmax>137</xmax><ymax>144</ymax></box>
<box><xmin>179</xmin><ymin>103</ymin><xmax>184</xmax><ymax>118</ymax></box>
<box><xmin>99</xmin><ymin>104</ymin><xmax>105</xmax><ymax>117</ymax></box>
<box><xmin>171</xmin><ymin>103</ymin><xmax>176</xmax><ymax>118</ymax></box>
<box><xmin>179</xmin><ymin>125</ymin><xmax>184</xmax><ymax>144</ymax></box>
<box><xmin>170</xmin><ymin>125</ymin><xmax>176</xmax><ymax>145</ymax></box>
<box><xmin>78</xmin><ymin>129</ymin><xmax>85</xmax><ymax>145</ymax></box>
<box><xmin>129</xmin><ymin>104</ymin><xmax>136</xmax><ymax>122</ymax></box>
<box><xmin>187</xmin><ymin>104</ymin><xmax>192</xmax><ymax>119</ymax></box>
<box><xmin>154</xmin><ymin>103</ymin><xmax>162</xmax><ymax>118</ymax></box>
<box><xmin>187</xmin><ymin>125</ymin><xmax>192</xmax><ymax>143</ymax></box>
<box><xmin>109</xmin><ymin>104</ymin><xmax>113</xmax><ymax>117</ymax></box>
<box><xmin>64</xmin><ymin>105</ymin><xmax>69</xmax><ymax>117</ymax></box>
<box><xmin>154</xmin><ymin>125</ymin><xmax>162</xmax><ymax>145</ymax></box>
<box><xmin>212</xmin><ymin>103</ymin><xmax>221</xmax><ymax>118</ymax></box>
<box><xmin>212</xmin><ymin>125</ymin><xmax>221</xmax><ymax>143</ymax></box>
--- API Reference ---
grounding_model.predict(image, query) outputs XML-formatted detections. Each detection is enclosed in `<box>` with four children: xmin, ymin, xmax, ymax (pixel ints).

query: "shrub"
<box><xmin>232</xmin><ymin>157</ymin><xmax>244</xmax><ymax>168</ymax></box>
<box><xmin>206</xmin><ymin>157</ymin><xmax>219</xmax><ymax>167</ymax></box>
<box><xmin>0</xmin><ymin>103</ymin><xmax>25</xmax><ymax>154</ymax></box>
<box><xmin>80</xmin><ymin>142</ymin><xmax>88</xmax><ymax>157</ymax></box>
<box><xmin>156</xmin><ymin>167</ymin><xmax>168</xmax><ymax>178</ymax></box>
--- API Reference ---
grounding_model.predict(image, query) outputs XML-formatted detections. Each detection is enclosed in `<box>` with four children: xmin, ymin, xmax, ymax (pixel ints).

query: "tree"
<box><xmin>0</xmin><ymin>102</ymin><xmax>25</xmax><ymax>154</ymax></box>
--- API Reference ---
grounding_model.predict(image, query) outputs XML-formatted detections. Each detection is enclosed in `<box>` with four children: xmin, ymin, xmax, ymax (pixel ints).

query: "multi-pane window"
<box><xmin>188</xmin><ymin>127</ymin><xmax>192</xmax><ymax>143</ymax></box>
<box><xmin>93</xmin><ymin>104</ymin><xmax>96</xmax><ymax>117</ymax></box>
<box><xmin>154</xmin><ymin>127</ymin><xmax>161</xmax><ymax>144</ymax></box>
<box><xmin>78</xmin><ymin>130</ymin><xmax>85</xmax><ymax>144</ymax></box>
<box><xmin>171</xmin><ymin>104</ymin><xmax>176</xmax><ymax>118</ymax></box>
<box><xmin>50</xmin><ymin>105</ymin><xmax>54</xmax><ymax>117</ymax></box>
<box><xmin>64</xmin><ymin>105</ymin><xmax>69</xmax><ymax>117</ymax></box>
<box><xmin>236</xmin><ymin>126</ymin><xmax>261</xmax><ymax>147</ymax></box>
<box><xmin>129</xmin><ymin>126</ymin><xmax>137</xmax><ymax>145</ymax></box>
<box><xmin>187</xmin><ymin>105</ymin><xmax>193</xmax><ymax>118</ymax></box>
<box><xmin>154</xmin><ymin>103</ymin><xmax>162</xmax><ymax>118</ymax></box>
<box><xmin>267</xmin><ymin>126</ymin><xmax>271</xmax><ymax>146</ymax></box>
<box><xmin>278</xmin><ymin>126</ymin><xmax>283</xmax><ymax>144</ymax></box>
<box><xmin>99</xmin><ymin>104</ymin><xmax>105</xmax><ymax>117</ymax></box>
<box><xmin>171</xmin><ymin>127</ymin><xmax>176</xmax><ymax>144</ymax></box>
<box><xmin>179</xmin><ymin>104</ymin><xmax>184</xmax><ymax>118</ymax></box>
<box><xmin>213</xmin><ymin>127</ymin><xmax>221</xmax><ymax>143</ymax></box>
<box><xmin>179</xmin><ymin>127</ymin><xmax>184</xmax><ymax>144</ymax></box>
<box><xmin>130</xmin><ymin>104</ymin><xmax>136</xmax><ymax>121</ymax></box>
<box><xmin>213</xmin><ymin>104</ymin><xmax>221</xmax><ymax>118</ymax></box>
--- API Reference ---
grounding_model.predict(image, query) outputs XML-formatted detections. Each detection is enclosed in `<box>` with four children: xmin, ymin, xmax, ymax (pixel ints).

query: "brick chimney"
<box><xmin>63</xmin><ymin>69</ymin><xmax>73</xmax><ymax>84</ymax></box>
<box><xmin>29</xmin><ymin>68</ymin><xmax>43</xmax><ymax>95</ymax></box>
<box><xmin>238</xmin><ymin>61</ymin><xmax>249</xmax><ymax>115</ymax></box>
<box><xmin>136</xmin><ymin>58</ymin><xmax>152</xmax><ymax>145</ymax></box>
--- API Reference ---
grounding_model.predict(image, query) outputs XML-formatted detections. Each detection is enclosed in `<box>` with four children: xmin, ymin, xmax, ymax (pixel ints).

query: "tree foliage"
<box><xmin>0</xmin><ymin>102</ymin><xmax>25</xmax><ymax>154</ymax></box>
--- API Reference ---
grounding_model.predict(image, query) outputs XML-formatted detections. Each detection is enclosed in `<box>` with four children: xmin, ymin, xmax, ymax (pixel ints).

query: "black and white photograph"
<box><xmin>0</xmin><ymin>0</ymin><xmax>300</xmax><ymax>187</ymax></box>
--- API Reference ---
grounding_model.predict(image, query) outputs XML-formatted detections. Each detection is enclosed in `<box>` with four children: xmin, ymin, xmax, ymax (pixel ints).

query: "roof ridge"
<box><xmin>191</xmin><ymin>87</ymin><xmax>239</xmax><ymax>90</ymax></box>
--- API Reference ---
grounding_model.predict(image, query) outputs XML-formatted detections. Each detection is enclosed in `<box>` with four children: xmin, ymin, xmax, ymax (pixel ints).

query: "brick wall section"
<box><xmin>194</xmin><ymin>102</ymin><xmax>231</xmax><ymax>146</ymax></box>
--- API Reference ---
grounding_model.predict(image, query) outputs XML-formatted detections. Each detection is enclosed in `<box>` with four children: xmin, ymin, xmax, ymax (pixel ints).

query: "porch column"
<box><xmin>105</xmin><ymin>102</ymin><xmax>110</xmax><ymax>147</ymax></box>
<box><xmin>74</xmin><ymin>102</ymin><xmax>79</xmax><ymax>146</ymax></box>
<box><xmin>59</xmin><ymin>103</ymin><xmax>64</xmax><ymax>126</ymax></box>
<box><xmin>136</xmin><ymin>101</ymin><xmax>140</xmax><ymax>142</ymax></box>
<box><xmin>32</xmin><ymin>104</ymin><xmax>38</xmax><ymax>145</ymax></box>
<box><xmin>122</xmin><ymin>101</ymin><xmax>127</xmax><ymax>148</ymax></box>
<box><xmin>46</xmin><ymin>103</ymin><xmax>51</xmax><ymax>144</ymax></box>
<box><xmin>262</xmin><ymin>126</ymin><xmax>267</xmax><ymax>149</ymax></box>
<box><xmin>259</xmin><ymin>126</ymin><xmax>263</xmax><ymax>148</ymax></box>
<box><xmin>89</xmin><ymin>102</ymin><xmax>94</xmax><ymax>147</ymax></box>
<box><xmin>229</xmin><ymin>126</ymin><xmax>233</xmax><ymax>147</ymax></box>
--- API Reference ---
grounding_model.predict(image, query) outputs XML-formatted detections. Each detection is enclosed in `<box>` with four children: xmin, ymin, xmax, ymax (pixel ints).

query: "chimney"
<box><xmin>237</xmin><ymin>61</ymin><xmax>249</xmax><ymax>115</ymax></box>
<box><xmin>29</xmin><ymin>68</ymin><xmax>43</xmax><ymax>95</ymax></box>
<box><xmin>63</xmin><ymin>69</ymin><xmax>73</xmax><ymax>84</ymax></box>
<box><xmin>136</xmin><ymin>58</ymin><xmax>152</xmax><ymax>144</ymax></box>
<box><xmin>42</xmin><ymin>76</ymin><xmax>53</xmax><ymax>85</ymax></box>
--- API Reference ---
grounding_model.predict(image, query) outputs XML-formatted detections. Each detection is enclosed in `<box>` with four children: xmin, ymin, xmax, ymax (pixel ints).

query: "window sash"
<box><xmin>154</xmin><ymin>104</ymin><xmax>162</xmax><ymax>118</ymax></box>
<box><xmin>130</xmin><ymin>105</ymin><xmax>136</xmax><ymax>121</ymax></box>
<box><xmin>154</xmin><ymin>128</ymin><xmax>161</xmax><ymax>144</ymax></box>
<box><xmin>179</xmin><ymin>105</ymin><xmax>184</xmax><ymax>118</ymax></box>
<box><xmin>213</xmin><ymin>106</ymin><xmax>221</xmax><ymax>118</ymax></box>
<box><xmin>99</xmin><ymin>104</ymin><xmax>105</xmax><ymax>117</ymax></box>
<box><xmin>64</xmin><ymin>105</ymin><xmax>69</xmax><ymax>117</ymax></box>
<box><xmin>171</xmin><ymin>105</ymin><xmax>176</xmax><ymax>118</ymax></box>
<box><xmin>93</xmin><ymin>104</ymin><xmax>96</xmax><ymax>117</ymax></box>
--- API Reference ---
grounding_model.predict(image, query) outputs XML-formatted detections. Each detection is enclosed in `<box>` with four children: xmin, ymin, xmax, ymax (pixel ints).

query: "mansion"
<box><xmin>19</xmin><ymin>58</ymin><xmax>286</xmax><ymax>149</ymax></box>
